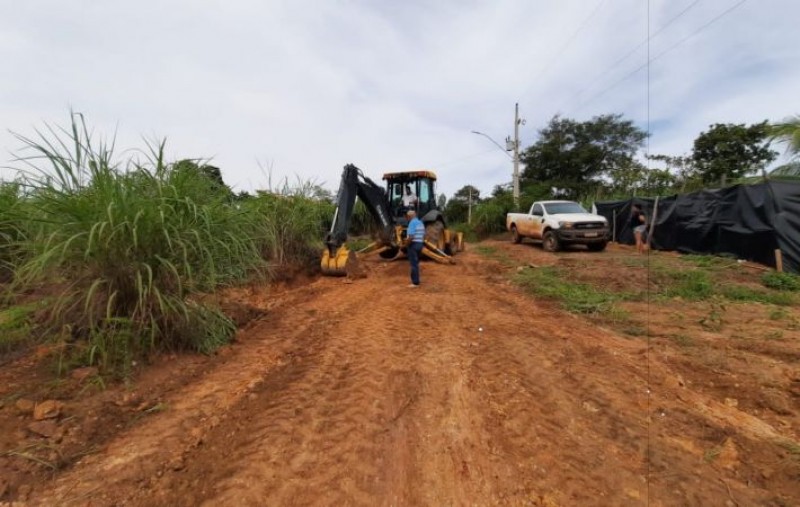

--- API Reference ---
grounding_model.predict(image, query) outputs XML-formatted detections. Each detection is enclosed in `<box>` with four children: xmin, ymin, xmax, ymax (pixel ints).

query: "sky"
<box><xmin>2</xmin><ymin>0</ymin><xmax>798</xmax><ymax>198</ymax></box>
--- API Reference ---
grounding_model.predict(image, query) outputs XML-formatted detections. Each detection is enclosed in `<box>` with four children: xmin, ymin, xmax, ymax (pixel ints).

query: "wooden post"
<box><xmin>775</xmin><ymin>249</ymin><xmax>784</xmax><ymax>272</ymax></box>
<box><xmin>646</xmin><ymin>197</ymin><xmax>659</xmax><ymax>251</ymax></box>
<box><xmin>612</xmin><ymin>209</ymin><xmax>617</xmax><ymax>243</ymax></box>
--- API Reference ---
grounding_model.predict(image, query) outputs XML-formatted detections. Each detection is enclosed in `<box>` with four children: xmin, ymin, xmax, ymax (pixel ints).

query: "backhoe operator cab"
<box><xmin>320</xmin><ymin>164</ymin><xmax>463</xmax><ymax>277</ymax></box>
<box><xmin>384</xmin><ymin>171</ymin><xmax>438</xmax><ymax>225</ymax></box>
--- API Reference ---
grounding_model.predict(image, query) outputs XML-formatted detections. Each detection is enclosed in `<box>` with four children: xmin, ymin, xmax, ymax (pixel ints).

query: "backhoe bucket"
<box><xmin>321</xmin><ymin>245</ymin><xmax>359</xmax><ymax>276</ymax></box>
<box><xmin>422</xmin><ymin>240</ymin><xmax>456</xmax><ymax>265</ymax></box>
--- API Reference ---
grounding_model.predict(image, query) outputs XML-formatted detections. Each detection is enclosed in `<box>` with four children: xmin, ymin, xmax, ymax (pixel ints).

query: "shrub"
<box><xmin>242</xmin><ymin>190</ymin><xmax>333</xmax><ymax>273</ymax></box>
<box><xmin>471</xmin><ymin>199</ymin><xmax>510</xmax><ymax>236</ymax></box>
<box><xmin>762</xmin><ymin>271</ymin><xmax>800</xmax><ymax>291</ymax></box>
<box><xmin>11</xmin><ymin>115</ymin><xmax>265</xmax><ymax>374</ymax></box>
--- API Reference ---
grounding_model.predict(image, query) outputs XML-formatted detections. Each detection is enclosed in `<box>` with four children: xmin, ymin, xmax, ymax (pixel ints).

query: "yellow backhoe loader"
<box><xmin>321</xmin><ymin>164</ymin><xmax>464</xmax><ymax>276</ymax></box>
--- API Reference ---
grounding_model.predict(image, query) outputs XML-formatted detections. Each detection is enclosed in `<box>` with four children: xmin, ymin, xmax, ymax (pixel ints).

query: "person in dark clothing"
<box><xmin>631</xmin><ymin>204</ymin><xmax>647</xmax><ymax>254</ymax></box>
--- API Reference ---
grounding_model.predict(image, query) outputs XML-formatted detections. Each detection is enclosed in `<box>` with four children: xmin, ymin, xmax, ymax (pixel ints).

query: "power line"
<box><xmin>518</xmin><ymin>0</ymin><xmax>608</xmax><ymax>101</ymax></box>
<box><xmin>569</xmin><ymin>0</ymin><xmax>748</xmax><ymax>115</ymax></box>
<box><xmin>558</xmin><ymin>0</ymin><xmax>702</xmax><ymax>113</ymax></box>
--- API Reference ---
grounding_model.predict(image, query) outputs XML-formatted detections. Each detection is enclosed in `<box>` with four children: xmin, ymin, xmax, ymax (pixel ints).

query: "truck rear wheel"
<box><xmin>542</xmin><ymin>230</ymin><xmax>561</xmax><ymax>252</ymax></box>
<box><xmin>511</xmin><ymin>225</ymin><xmax>522</xmax><ymax>244</ymax></box>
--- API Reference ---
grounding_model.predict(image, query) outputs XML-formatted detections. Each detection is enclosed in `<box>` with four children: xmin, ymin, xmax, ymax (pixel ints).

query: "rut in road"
<box><xmin>30</xmin><ymin>248</ymin><xmax>789</xmax><ymax>506</ymax></box>
<box><xmin>144</xmin><ymin>258</ymin><xmax>651</xmax><ymax>506</ymax></box>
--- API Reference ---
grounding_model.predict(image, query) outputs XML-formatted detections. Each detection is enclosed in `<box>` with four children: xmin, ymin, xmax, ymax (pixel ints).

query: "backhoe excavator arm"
<box><xmin>321</xmin><ymin>164</ymin><xmax>395</xmax><ymax>275</ymax></box>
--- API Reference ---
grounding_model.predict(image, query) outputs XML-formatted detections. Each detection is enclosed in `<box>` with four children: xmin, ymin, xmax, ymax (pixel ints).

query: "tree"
<box><xmin>308</xmin><ymin>184</ymin><xmax>334</xmax><ymax>202</ymax></box>
<box><xmin>445</xmin><ymin>185</ymin><xmax>481</xmax><ymax>224</ymax></box>
<box><xmin>769</xmin><ymin>161</ymin><xmax>800</xmax><ymax>178</ymax></box>
<box><xmin>691</xmin><ymin>121</ymin><xmax>777</xmax><ymax>186</ymax></box>
<box><xmin>606</xmin><ymin>159</ymin><xmax>647</xmax><ymax>196</ymax></box>
<box><xmin>769</xmin><ymin>114</ymin><xmax>800</xmax><ymax>158</ymax></box>
<box><xmin>520</xmin><ymin>114</ymin><xmax>647</xmax><ymax>200</ymax></box>
<box><xmin>641</xmin><ymin>167</ymin><xmax>677</xmax><ymax>196</ymax></box>
<box><xmin>173</xmin><ymin>159</ymin><xmax>232</xmax><ymax>197</ymax></box>
<box><xmin>647</xmin><ymin>154</ymin><xmax>700</xmax><ymax>193</ymax></box>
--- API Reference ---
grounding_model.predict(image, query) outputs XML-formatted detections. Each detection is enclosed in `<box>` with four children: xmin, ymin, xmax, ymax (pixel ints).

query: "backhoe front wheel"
<box><xmin>542</xmin><ymin>230</ymin><xmax>561</xmax><ymax>252</ymax></box>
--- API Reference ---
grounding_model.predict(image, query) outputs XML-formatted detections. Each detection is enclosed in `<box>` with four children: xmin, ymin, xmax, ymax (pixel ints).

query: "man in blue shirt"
<box><xmin>406</xmin><ymin>209</ymin><xmax>425</xmax><ymax>287</ymax></box>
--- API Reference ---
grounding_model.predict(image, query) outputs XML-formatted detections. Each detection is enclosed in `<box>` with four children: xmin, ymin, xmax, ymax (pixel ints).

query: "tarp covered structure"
<box><xmin>594</xmin><ymin>181</ymin><xmax>800</xmax><ymax>273</ymax></box>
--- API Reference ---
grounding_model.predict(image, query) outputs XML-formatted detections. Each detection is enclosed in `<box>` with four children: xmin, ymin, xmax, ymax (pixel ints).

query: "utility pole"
<box><xmin>506</xmin><ymin>103</ymin><xmax>524</xmax><ymax>210</ymax></box>
<box><xmin>467</xmin><ymin>186</ymin><xmax>473</xmax><ymax>225</ymax></box>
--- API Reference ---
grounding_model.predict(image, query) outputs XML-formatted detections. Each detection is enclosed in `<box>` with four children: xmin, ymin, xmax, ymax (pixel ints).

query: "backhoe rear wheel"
<box><xmin>425</xmin><ymin>220</ymin><xmax>445</xmax><ymax>250</ymax></box>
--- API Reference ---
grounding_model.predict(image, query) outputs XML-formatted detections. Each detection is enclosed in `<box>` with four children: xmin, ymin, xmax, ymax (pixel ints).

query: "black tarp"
<box><xmin>594</xmin><ymin>180</ymin><xmax>800</xmax><ymax>273</ymax></box>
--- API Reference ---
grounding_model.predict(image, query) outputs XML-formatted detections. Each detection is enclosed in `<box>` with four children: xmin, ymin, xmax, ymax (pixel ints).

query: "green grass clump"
<box><xmin>657</xmin><ymin>268</ymin><xmax>714</xmax><ymax>301</ymax></box>
<box><xmin>762</xmin><ymin>271</ymin><xmax>800</xmax><ymax>292</ymax></box>
<box><xmin>514</xmin><ymin>266</ymin><xmax>622</xmax><ymax>316</ymax></box>
<box><xmin>681</xmin><ymin>254</ymin><xmax>730</xmax><ymax>269</ymax></box>
<box><xmin>0</xmin><ymin>304</ymin><xmax>37</xmax><ymax>353</ymax></box>
<box><xmin>474</xmin><ymin>245</ymin><xmax>498</xmax><ymax>256</ymax></box>
<box><xmin>473</xmin><ymin>244</ymin><xmax>515</xmax><ymax>267</ymax></box>
<box><xmin>719</xmin><ymin>284</ymin><xmax>794</xmax><ymax>306</ymax></box>
<box><xmin>9</xmin><ymin>115</ymin><xmax>270</xmax><ymax>375</ymax></box>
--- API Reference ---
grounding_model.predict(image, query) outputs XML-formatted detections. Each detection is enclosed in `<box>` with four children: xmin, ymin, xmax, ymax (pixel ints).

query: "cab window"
<box><xmin>390</xmin><ymin>183</ymin><xmax>403</xmax><ymax>203</ymax></box>
<box><xmin>532</xmin><ymin>204</ymin><xmax>543</xmax><ymax>216</ymax></box>
<box><xmin>418</xmin><ymin>179</ymin><xmax>431</xmax><ymax>204</ymax></box>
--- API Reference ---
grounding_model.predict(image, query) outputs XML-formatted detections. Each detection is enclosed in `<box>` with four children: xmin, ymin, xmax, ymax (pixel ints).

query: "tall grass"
<box><xmin>9</xmin><ymin>115</ymin><xmax>269</xmax><ymax>374</ymax></box>
<box><xmin>0</xmin><ymin>182</ymin><xmax>29</xmax><ymax>282</ymax></box>
<box><xmin>241</xmin><ymin>188</ymin><xmax>334</xmax><ymax>274</ymax></box>
<box><xmin>471</xmin><ymin>199</ymin><xmax>511</xmax><ymax>236</ymax></box>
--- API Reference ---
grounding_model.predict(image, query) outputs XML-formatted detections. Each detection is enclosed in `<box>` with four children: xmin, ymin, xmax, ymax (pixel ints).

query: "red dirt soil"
<box><xmin>1</xmin><ymin>241</ymin><xmax>798</xmax><ymax>506</ymax></box>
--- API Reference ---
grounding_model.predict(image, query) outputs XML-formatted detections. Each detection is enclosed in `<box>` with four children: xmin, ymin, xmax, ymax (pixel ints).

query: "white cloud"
<box><xmin>2</xmin><ymin>0</ymin><xmax>798</xmax><ymax>198</ymax></box>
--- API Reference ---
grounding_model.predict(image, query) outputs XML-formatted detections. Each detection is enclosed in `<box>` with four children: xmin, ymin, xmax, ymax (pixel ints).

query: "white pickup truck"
<box><xmin>506</xmin><ymin>200</ymin><xmax>609</xmax><ymax>252</ymax></box>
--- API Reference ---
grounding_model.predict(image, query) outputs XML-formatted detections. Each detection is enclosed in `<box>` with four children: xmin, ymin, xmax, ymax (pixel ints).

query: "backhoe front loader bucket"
<box><xmin>321</xmin><ymin>244</ymin><xmax>359</xmax><ymax>276</ymax></box>
<box><xmin>421</xmin><ymin>240</ymin><xmax>456</xmax><ymax>265</ymax></box>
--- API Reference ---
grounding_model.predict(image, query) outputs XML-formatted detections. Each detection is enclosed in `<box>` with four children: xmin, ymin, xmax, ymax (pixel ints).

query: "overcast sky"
<box><xmin>2</xmin><ymin>0</ymin><xmax>798</xmax><ymax>198</ymax></box>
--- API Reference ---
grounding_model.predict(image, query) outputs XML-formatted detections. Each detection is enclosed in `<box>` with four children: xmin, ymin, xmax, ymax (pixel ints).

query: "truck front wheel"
<box><xmin>511</xmin><ymin>225</ymin><xmax>522</xmax><ymax>244</ymax></box>
<box><xmin>542</xmin><ymin>230</ymin><xmax>561</xmax><ymax>252</ymax></box>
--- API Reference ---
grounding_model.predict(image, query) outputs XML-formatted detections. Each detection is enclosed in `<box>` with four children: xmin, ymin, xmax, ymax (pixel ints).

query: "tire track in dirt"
<box><xmin>26</xmin><ymin>283</ymin><xmax>335</xmax><ymax>506</ymax></box>
<box><xmin>144</xmin><ymin>262</ymin><xmax>490</xmax><ymax>506</ymax></box>
<box><xmin>28</xmin><ymin>246</ymin><xmax>798</xmax><ymax>506</ymax></box>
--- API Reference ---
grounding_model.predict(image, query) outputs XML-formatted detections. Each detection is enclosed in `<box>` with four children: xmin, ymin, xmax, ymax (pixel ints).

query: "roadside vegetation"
<box><xmin>0</xmin><ymin>115</ymin><xmax>333</xmax><ymax>376</ymax></box>
<box><xmin>475</xmin><ymin>245</ymin><xmax>800</xmax><ymax>335</ymax></box>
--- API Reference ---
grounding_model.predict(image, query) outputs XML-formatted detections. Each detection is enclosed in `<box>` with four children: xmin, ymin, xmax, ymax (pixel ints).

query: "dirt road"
<box><xmin>7</xmin><ymin>242</ymin><xmax>799</xmax><ymax>505</ymax></box>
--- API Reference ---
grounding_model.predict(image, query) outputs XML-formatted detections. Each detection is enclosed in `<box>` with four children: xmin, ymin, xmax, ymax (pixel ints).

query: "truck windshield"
<box><xmin>544</xmin><ymin>202</ymin><xmax>587</xmax><ymax>214</ymax></box>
